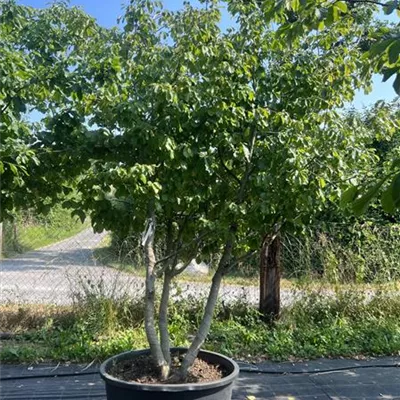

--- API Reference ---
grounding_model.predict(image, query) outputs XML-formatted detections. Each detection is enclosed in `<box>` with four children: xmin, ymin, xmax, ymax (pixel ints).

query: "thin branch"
<box><xmin>0</xmin><ymin>99</ymin><xmax>13</xmax><ymax>116</ymax></box>
<box><xmin>172</xmin><ymin>258</ymin><xmax>193</xmax><ymax>277</ymax></box>
<box><xmin>179</xmin><ymin>231</ymin><xmax>235</xmax><ymax>378</ymax></box>
<box><xmin>0</xmin><ymin>78</ymin><xmax>41</xmax><ymax>117</ymax></box>
<box><xmin>345</xmin><ymin>0</ymin><xmax>400</xmax><ymax>11</ymax></box>
<box><xmin>217</xmin><ymin>147</ymin><xmax>241</xmax><ymax>185</ymax></box>
<box><xmin>159</xmin><ymin>272</ymin><xmax>172</xmax><ymax>367</ymax></box>
<box><xmin>226</xmin><ymin>250</ymin><xmax>257</xmax><ymax>273</ymax></box>
<box><xmin>155</xmin><ymin>216</ymin><xmax>188</xmax><ymax>271</ymax></box>
<box><xmin>155</xmin><ymin>231</ymin><xmax>208</xmax><ymax>269</ymax></box>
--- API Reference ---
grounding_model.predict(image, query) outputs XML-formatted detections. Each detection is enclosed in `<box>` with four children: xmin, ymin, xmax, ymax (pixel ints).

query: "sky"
<box><xmin>20</xmin><ymin>0</ymin><xmax>399</xmax><ymax>110</ymax></box>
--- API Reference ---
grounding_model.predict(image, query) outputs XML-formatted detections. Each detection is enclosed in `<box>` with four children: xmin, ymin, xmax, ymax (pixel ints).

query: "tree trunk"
<box><xmin>259</xmin><ymin>232</ymin><xmax>281</xmax><ymax>322</ymax></box>
<box><xmin>159</xmin><ymin>272</ymin><xmax>172</xmax><ymax>366</ymax></box>
<box><xmin>180</xmin><ymin>237</ymin><xmax>233</xmax><ymax>378</ymax></box>
<box><xmin>142</xmin><ymin>211</ymin><xmax>168</xmax><ymax>380</ymax></box>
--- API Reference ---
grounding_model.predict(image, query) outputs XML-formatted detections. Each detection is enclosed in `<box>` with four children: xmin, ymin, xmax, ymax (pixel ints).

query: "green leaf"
<box><xmin>393</xmin><ymin>73</ymin><xmax>400</xmax><ymax>95</ymax></box>
<box><xmin>8</xmin><ymin>163</ymin><xmax>18</xmax><ymax>175</ymax></box>
<box><xmin>392</xmin><ymin>173</ymin><xmax>400</xmax><ymax>207</ymax></box>
<box><xmin>384</xmin><ymin>1</ymin><xmax>398</xmax><ymax>14</ymax></box>
<box><xmin>369</xmin><ymin>39</ymin><xmax>395</xmax><ymax>58</ymax></box>
<box><xmin>382</xmin><ymin>67</ymin><xmax>398</xmax><ymax>82</ymax></box>
<box><xmin>352</xmin><ymin>179</ymin><xmax>386</xmax><ymax>216</ymax></box>
<box><xmin>340</xmin><ymin>186</ymin><xmax>358</xmax><ymax>207</ymax></box>
<box><xmin>289</xmin><ymin>0</ymin><xmax>300</xmax><ymax>11</ymax></box>
<box><xmin>388</xmin><ymin>40</ymin><xmax>400</xmax><ymax>64</ymax></box>
<box><xmin>381</xmin><ymin>185</ymin><xmax>395</xmax><ymax>213</ymax></box>
<box><xmin>72</xmin><ymin>209</ymin><xmax>86</xmax><ymax>224</ymax></box>
<box><xmin>391</xmin><ymin>158</ymin><xmax>400</xmax><ymax>170</ymax></box>
<box><xmin>139</xmin><ymin>174</ymin><xmax>147</xmax><ymax>184</ymax></box>
<box><xmin>335</xmin><ymin>1</ymin><xmax>348</xmax><ymax>13</ymax></box>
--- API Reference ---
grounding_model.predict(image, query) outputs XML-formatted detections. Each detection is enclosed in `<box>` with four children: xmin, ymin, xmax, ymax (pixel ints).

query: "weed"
<box><xmin>1</xmin><ymin>291</ymin><xmax>399</xmax><ymax>363</ymax></box>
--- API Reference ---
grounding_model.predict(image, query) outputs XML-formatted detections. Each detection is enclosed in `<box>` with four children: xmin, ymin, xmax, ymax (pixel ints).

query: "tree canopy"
<box><xmin>0</xmin><ymin>0</ymin><xmax>101</xmax><ymax>220</ymax></box>
<box><xmin>1</xmin><ymin>0</ymin><xmax>398</xmax><ymax>378</ymax></box>
<box><xmin>257</xmin><ymin>0</ymin><xmax>400</xmax><ymax>212</ymax></box>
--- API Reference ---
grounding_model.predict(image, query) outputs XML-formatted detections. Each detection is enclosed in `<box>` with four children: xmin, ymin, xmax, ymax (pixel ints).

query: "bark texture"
<box><xmin>259</xmin><ymin>233</ymin><xmax>281</xmax><ymax>322</ymax></box>
<box><xmin>143</xmin><ymin>213</ymin><xmax>168</xmax><ymax>379</ymax></box>
<box><xmin>159</xmin><ymin>272</ymin><xmax>172</xmax><ymax>366</ymax></box>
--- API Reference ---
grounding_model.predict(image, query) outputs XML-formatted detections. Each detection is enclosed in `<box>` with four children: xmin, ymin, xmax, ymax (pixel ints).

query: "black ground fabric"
<box><xmin>1</xmin><ymin>358</ymin><xmax>400</xmax><ymax>399</ymax></box>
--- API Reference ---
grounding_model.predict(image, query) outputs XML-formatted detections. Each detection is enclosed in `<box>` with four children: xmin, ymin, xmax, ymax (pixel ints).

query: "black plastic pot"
<box><xmin>100</xmin><ymin>348</ymin><xmax>239</xmax><ymax>400</ymax></box>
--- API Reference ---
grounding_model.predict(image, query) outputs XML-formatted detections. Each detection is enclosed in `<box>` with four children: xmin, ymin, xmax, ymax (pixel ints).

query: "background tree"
<box><xmin>253</xmin><ymin>0</ymin><xmax>400</xmax><ymax>212</ymax></box>
<box><xmin>0</xmin><ymin>0</ymin><xmax>101</xmax><ymax>222</ymax></box>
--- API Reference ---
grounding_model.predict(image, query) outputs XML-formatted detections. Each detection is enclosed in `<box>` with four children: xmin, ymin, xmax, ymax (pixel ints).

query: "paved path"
<box><xmin>0</xmin><ymin>229</ymin><xmax>111</xmax><ymax>304</ymax></box>
<box><xmin>1</xmin><ymin>357</ymin><xmax>399</xmax><ymax>399</ymax></box>
<box><xmin>0</xmin><ymin>228</ymin><xmax>302</xmax><ymax>306</ymax></box>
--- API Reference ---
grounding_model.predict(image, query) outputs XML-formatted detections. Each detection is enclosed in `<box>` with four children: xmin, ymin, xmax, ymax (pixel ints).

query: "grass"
<box><xmin>1</xmin><ymin>290</ymin><xmax>400</xmax><ymax>363</ymax></box>
<box><xmin>13</xmin><ymin>222</ymin><xmax>89</xmax><ymax>253</ymax></box>
<box><xmin>3</xmin><ymin>207</ymin><xmax>89</xmax><ymax>257</ymax></box>
<box><xmin>93</xmin><ymin>236</ymin><xmax>400</xmax><ymax>292</ymax></box>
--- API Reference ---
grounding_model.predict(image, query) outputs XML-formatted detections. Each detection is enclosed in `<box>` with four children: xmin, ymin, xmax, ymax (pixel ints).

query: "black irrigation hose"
<box><xmin>0</xmin><ymin>371</ymin><xmax>99</xmax><ymax>381</ymax></box>
<box><xmin>1</xmin><ymin>363</ymin><xmax>399</xmax><ymax>382</ymax></box>
<box><xmin>239</xmin><ymin>363</ymin><xmax>400</xmax><ymax>374</ymax></box>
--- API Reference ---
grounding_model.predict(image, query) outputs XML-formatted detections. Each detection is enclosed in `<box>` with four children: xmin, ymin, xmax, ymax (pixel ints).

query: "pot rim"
<box><xmin>99</xmin><ymin>347</ymin><xmax>239</xmax><ymax>392</ymax></box>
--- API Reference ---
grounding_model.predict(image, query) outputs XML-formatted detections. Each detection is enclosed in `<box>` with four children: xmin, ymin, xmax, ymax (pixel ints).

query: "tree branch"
<box><xmin>0</xmin><ymin>78</ymin><xmax>41</xmax><ymax>117</ymax></box>
<box><xmin>179</xmin><ymin>231</ymin><xmax>235</xmax><ymax>379</ymax></box>
<box><xmin>344</xmin><ymin>0</ymin><xmax>400</xmax><ymax>11</ymax></box>
<box><xmin>217</xmin><ymin>147</ymin><xmax>241</xmax><ymax>185</ymax></box>
<box><xmin>155</xmin><ymin>231</ymin><xmax>208</xmax><ymax>270</ymax></box>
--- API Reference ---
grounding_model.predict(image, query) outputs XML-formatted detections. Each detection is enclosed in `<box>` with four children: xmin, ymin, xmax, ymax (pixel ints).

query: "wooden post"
<box><xmin>259</xmin><ymin>232</ymin><xmax>281</xmax><ymax>322</ymax></box>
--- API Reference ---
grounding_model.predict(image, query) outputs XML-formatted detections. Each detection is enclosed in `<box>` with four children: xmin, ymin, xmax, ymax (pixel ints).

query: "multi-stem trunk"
<box><xmin>143</xmin><ymin>212</ymin><xmax>169</xmax><ymax>380</ymax></box>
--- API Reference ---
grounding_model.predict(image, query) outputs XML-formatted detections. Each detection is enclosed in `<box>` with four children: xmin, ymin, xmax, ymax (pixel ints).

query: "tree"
<box><xmin>341</xmin><ymin>100</ymin><xmax>400</xmax><ymax>214</ymax></box>
<box><xmin>9</xmin><ymin>0</ymin><xmax>381</xmax><ymax>380</ymax></box>
<box><xmin>0</xmin><ymin>0</ymin><xmax>101</xmax><ymax>221</ymax></box>
<box><xmin>256</xmin><ymin>0</ymin><xmax>400</xmax><ymax>213</ymax></box>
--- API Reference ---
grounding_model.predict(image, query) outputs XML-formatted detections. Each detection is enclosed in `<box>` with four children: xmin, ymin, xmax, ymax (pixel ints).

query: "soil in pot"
<box><xmin>108</xmin><ymin>351</ymin><xmax>228</xmax><ymax>384</ymax></box>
